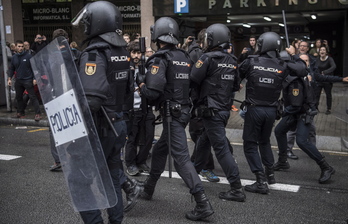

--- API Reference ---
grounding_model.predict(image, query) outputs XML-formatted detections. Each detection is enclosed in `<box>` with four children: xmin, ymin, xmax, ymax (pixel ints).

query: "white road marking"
<box><xmin>0</xmin><ymin>154</ymin><xmax>22</xmax><ymax>161</ymax></box>
<box><xmin>159</xmin><ymin>170</ymin><xmax>300</xmax><ymax>193</ymax></box>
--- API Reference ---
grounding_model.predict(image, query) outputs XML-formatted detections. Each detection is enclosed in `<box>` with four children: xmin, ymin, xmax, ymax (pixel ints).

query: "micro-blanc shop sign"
<box><xmin>33</xmin><ymin>7</ymin><xmax>70</xmax><ymax>21</ymax></box>
<box><xmin>117</xmin><ymin>4</ymin><xmax>141</xmax><ymax>20</ymax></box>
<box><xmin>23</xmin><ymin>4</ymin><xmax>71</xmax><ymax>24</ymax></box>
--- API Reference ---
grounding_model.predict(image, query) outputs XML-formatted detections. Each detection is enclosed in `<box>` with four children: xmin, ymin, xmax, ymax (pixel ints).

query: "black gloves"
<box><xmin>136</xmin><ymin>72</ymin><xmax>146</xmax><ymax>87</ymax></box>
<box><xmin>86</xmin><ymin>96</ymin><xmax>103</xmax><ymax>113</ymax></box>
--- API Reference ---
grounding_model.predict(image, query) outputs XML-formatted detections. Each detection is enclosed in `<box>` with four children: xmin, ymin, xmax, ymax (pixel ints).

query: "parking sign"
<box><xmin>174</xmin><ymin>0</ymin><xmax>189</xmax><ymax>13</ymax></box>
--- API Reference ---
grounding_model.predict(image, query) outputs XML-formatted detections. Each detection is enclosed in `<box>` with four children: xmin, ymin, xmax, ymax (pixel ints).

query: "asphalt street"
<box><xmin>1</xmin><ymin>124</ymin><xmax>348</xmax><ymax>224</ymax></box>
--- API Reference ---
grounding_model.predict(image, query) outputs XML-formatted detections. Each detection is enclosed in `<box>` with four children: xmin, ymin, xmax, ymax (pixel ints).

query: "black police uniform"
<box><xmin>275</xmin><ymin>74</ymin><xmax>321</xmax><ymax>163</ymax></box>
<box><xmin>274</xmin><ymin>62</ymin><xmax>339</xmax><ymax>183</ymax></box>
<box><xmin>187</xmin><ymin>45</ymin><xmax>216</xmax><ymax>172</ymax></box>
<box><xmin>78</xmin><ymin>37</ymin><xmax>131</xmax><ymax>224</ymax></box>
<box><xmin>239</xmin><ymin>54</ymin><xmax>306</xmax><ymax>177</ymax></box>
<box><xmin>139</xmin><ymin>45</ymin><xmax>204</xmax><ymax>195</ymax></box>
<box><xmin>191</xmin><ymin>50</ymin><xmax>243</xmax><ymax>190</ymax></box>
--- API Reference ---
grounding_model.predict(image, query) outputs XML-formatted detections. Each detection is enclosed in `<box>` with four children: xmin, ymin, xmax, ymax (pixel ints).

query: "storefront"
<box><xmin>1</xmin><ymin>0</ymin><xmax>347</xmax><ymax>84</ymax></box>
<box><xmin>19</xmin><ymin>0</ymin><xmax>141</xmax><ymax>48</ymax></box>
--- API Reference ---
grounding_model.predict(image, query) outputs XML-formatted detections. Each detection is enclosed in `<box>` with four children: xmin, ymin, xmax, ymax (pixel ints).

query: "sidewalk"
<box><xmin>222</xmin><ymin>82</ymin><xmax>348</xmax><ymax>152</ymax></box>
<box><xmin>1</xmin><ymin>83</ymin><xmax>347</xmax><ymax>152</ymax></box>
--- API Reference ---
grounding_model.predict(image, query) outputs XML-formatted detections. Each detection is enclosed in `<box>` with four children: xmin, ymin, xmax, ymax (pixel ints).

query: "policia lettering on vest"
<box><xmin>190</xmin><ymin>24</ymin><xmax>246</xmax><ymax>202</ymax></box>
<box><xmin>238</xmin><ymin>32</ymin><xmax>308</xmax><ymax>194</ymax></box>
<box><xmin>72</xmin><ymin>1</ymin><xmax>143</xmax><ymax>223</ymax></box>
<box><xmin>136</xmin><ymin>17</ymin><xmax>214</xmax><ymax>221</ymax></box>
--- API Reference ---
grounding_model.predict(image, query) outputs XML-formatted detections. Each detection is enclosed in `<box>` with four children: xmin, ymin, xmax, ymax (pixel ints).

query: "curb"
<box><xmin>154</xmin><ymin>125</ymin><xmax>348</xmax><ymax>153</ymax></box>
<box><xmin>0</xmin><ymin>117</ymin><xmax>49</xmax><ymax>127</ymax></box>
<box><xmin>2</xmin><ymin>116</ymin><xmax>345</xmax><ymax>153</ymax></box>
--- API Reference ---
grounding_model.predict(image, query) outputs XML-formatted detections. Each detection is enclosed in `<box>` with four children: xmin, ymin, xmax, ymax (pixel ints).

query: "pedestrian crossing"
<box><xmin>0</xmin><ymin>154</ymin><xmax>22</xmax><ymax>161</ymax></box>
<box><xmin>160</xmin><ymin>170</ymin><xmax>300</xmax><ymax>193</ymax></box>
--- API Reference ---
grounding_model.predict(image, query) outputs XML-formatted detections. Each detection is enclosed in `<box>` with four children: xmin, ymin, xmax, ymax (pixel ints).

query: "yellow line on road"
<box><xmin>27</xmin><ymin>128</ymin><xmax>49</xmax><ymax>133</ymax></box>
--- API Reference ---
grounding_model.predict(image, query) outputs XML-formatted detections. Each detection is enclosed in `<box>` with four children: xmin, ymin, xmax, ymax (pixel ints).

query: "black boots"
<box><xmin>274</xmin><ymin>156</ymin><xmax>290</xmax><ymax>171</ymax></box>
<box><xmin>317</xmin><ymin>159</ymin><xmax>335</xmax><ymax>184</ymax></box>
<box><xmin>287</xmin><ymin>150</ymin><xmax>299</xmax><ymax>160</ymax></box>
<box><xmin>122</xmin><ymin>178</ymin><xmax>143</xmax><ymax>212</ymax></box>
<box><xmin>140</xmin><ymin>176</ymin><xmax>157</xmax><ymax>200</ymax></box>
<box><xmin>185</xmin><ymin>191</ymin><xmax>214</xmax><ymax>221</ymax></box>
<box><xmin>265</xmin><ymin>166</ymin><xmax>276</xmax><ymax>185</ymax></box>
<box><xmin>244</xmin><ymin>172</ymin><xmax>269</xmax><ymax>194</ymax></box>
<box><xmin>218</xmin><ymin>180</ymin><xmax>246</xmax><ymax>202</ymax></box>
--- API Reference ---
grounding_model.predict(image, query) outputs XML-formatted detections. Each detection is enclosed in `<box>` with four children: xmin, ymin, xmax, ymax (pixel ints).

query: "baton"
<box><xmin>101</xmin><ymin>105</ymin><xmax>119</xmax><ymax>138</ymax></box>
<box><xmin>233</xmin><ymin>98</ymin><xmax>244</xmax><ymax>104</ymax></box>
<box><xmin>282</xmin><ymin>10</ymin><xmax>290</xmax><ymax>48</ymax></box>
<box><xmin>165</xmin><ymin>100</ymin><xmax>172</xmax><ymax>178</ymax></box>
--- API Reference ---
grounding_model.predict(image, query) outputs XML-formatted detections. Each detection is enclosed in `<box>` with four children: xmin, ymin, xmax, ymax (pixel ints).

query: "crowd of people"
<box><xmin>6</xmin><ymin>32</ymin><xmax>81</xmax><ymax>121</ymax></box>
<box><xmin>5</xmin><ymin>1</ymin><xmax>348</xmax><ymax>223</ymax></box>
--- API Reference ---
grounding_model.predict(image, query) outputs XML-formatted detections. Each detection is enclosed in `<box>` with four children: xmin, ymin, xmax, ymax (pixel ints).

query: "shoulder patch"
<box><xmin>151</xmin><ymin>65</ymin><xmax>159</xmax><ymax>75</ymax></box>
<box><xmin>195</xmin><ymin>60</ymin><xmax>203</xmax><ymax>68</ymax></box>
<box><xmin>292</xmin><ymin>89</ymin><xmax>299</xmax><ymax>96</ymax></box>
<box><xmin>85</xmin><ymin>63</ymin><xmax>96</xmax><ymax>75</ymax></box>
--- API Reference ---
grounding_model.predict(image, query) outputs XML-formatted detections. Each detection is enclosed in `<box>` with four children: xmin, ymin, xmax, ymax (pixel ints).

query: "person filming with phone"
<box><xmin>239</xmin><ymin>35</ymin><xmax>256</xmax><ymax>63</ymax></box>
<box><xmin>31</xmin><ymin>34</ymin><xmax>48</xmax><ymax>53</ymax></box>
<box><xmin>182</xmin><ymin>35</ymin><xmax>195</xmax><ymax>51</ymax></box>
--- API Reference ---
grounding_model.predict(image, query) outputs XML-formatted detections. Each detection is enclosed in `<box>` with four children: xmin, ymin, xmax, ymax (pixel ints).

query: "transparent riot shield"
<box><xmin>30</xmin><ymin>36</ymin><xmax>117</xmax><ymax>212</ymax></box>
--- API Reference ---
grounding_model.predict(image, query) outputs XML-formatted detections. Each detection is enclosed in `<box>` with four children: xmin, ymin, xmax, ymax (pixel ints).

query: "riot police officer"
<box><xmin>136</xmin><ymin>17</ymin><xmax>214</xmax><ymax>221</ymax></box>
<box><xmin>73</xmin><ymin>1</ymin><xmax>141</xmax><ymax>223</ymax></box>
<box><xmin>274</xmin><ymin>52</ymin><xmax>348</xmax><ymax>183</ymax></box>
<box><xmin>190</xmin><ymin>23</ymin><xmax>245</xmax><ymax>202</ymax></box>
<box><xmin>239</xmin><ymin>32</ymin><xmax>307</xmax><ymax>194</ymax></box>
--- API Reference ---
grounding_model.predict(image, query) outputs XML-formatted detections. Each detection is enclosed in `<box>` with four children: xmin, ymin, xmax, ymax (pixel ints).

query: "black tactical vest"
<box><xmin>164</xmin><ymin>49</ymin><xmax>191</xmax><ymax>105</ymax></box>
<box><xmin>283</xmin><ymin>76</ymin><xmax>304</xmax><ymax>107</ymax></box>
<box><xmin>199</xmin><ymin>51</ymin><xmax>238</xmax><ymax>110</ymax></box>
<box><xmin>103</xmin><ymin>46</ymin><xmax>131</xmax><ymax>109</ymax></box>
<box><xmin>245</xmin><ymin>56</ymin><xmax>287</xmax><ymax>107</ymax></box>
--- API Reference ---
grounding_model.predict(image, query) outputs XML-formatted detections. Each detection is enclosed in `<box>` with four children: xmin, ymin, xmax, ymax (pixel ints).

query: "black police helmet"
<box><xmin>256</xmin><ymin>32</ymin><xmax>281</xmax><ymax>57</ymax></box>
<box><xmin>205</xmin><ymin>23</ymin><xmax>231</xmax><ymax>50</ymax></box>
<box><xmin>72</xmin><ymin>1</ymin><xmax>126</xmax><ymax>46</ymax></box>
<box><xmin>151</xmin><ymin>17</ymin><xmax>179</xmax><ymax>45</ymax></box>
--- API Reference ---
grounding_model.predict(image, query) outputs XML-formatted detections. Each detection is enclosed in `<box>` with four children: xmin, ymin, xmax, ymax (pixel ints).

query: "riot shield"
<box><xmin>30</xmin><ymin>36</ymin><xmax>117</xmax><ymax>212</ymax></box>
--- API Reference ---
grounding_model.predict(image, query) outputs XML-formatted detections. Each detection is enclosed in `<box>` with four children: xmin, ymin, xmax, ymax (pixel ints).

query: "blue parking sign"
<box><xmin>174</xmin><ymin>0</ymin><xmax>189</xmax><ymax>13</ymax></box>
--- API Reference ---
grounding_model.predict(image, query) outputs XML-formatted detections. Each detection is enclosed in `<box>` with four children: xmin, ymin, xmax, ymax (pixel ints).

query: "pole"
<box><xmin>165</xmin><ymin>100</ymin><xmax>172</xmax><ymax>178</ymax></box>
<box><xmin>137</xmin><ymin>37</ymin><xmax>147</xmax><ymax>146</ymax></box>
<box><xmin>0</xmin><ymin>0</ymin><xmax>11</xmax><ymax>112</ymax></box>
<box><xmin>282</xmin><ymin>10</ymin><xmax>290</xmax><ymax>48</ymax></box>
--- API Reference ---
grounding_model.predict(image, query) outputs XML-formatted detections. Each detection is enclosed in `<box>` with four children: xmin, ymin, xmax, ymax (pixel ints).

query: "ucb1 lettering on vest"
<box><xmin>115</xmin><ymin>71</ymin><xmax>128</xmax><ymax>80</ymax></box>
<box><xmin>175</xmin><ymin>73</ymin><xmax>189</xmax><ymax>79</ymax></box>
<box><xmin>218</xmin><ymin>63</ymin><xmax>235</xmax><ymax>69</ymax></box>
<box><xmin>221</xmin><ymin>74</ymin><xmax>235</xmax><ymax>80</ymax></box>
<box><xmin>259</xmin><ymin>77</ymin><xmax>274</xmax><ymax>84</ymax></box>
<box><xmin>111</xmin><ymin>55</ymin><xmax>128</xmax><ymax>62</ymax></box>
<box><xmin>173</xmin><ymin>61</ymin><xmax>190</xmax><ymax>66</ymax></box>
<box><xmin>253</xmin><ymin>66</ymin><xmax>282</xmax><ymax>73</ymax></box>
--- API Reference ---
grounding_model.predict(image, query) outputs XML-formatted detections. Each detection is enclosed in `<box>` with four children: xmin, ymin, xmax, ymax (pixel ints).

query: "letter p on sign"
<box><xmin>174</xmin><ymin>0</ymin><xmax>189</xmax><ymax>13</ymax></box>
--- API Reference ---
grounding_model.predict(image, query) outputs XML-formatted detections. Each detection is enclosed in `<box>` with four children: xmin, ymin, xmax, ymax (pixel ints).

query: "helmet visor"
<box><xmin>71</xmin><ymin>4</ymin><xmax>89</xmax><ymax>26</ymax></box>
